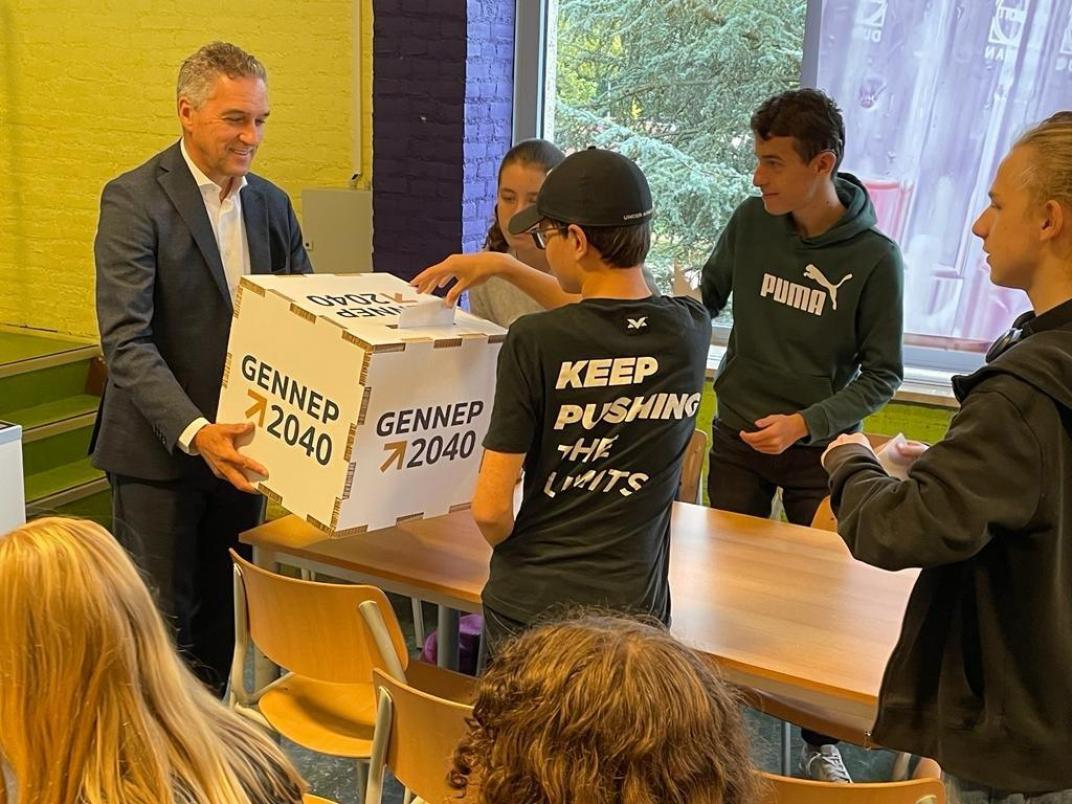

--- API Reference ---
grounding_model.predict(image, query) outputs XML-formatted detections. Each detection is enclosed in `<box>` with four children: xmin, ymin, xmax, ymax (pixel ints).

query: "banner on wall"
<box><xmin>817</xmin><ymin>0</ymin><xmax>1072</xmax><ymax>344</ymax></box>
<box><xmin>217</xmin><ymin>274</ymin><xmax>505</xmax><ymax>536</ymax></box>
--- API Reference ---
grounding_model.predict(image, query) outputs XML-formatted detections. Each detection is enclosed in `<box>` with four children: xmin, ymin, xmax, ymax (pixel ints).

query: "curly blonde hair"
<box><xmin>449</xmin><ymin>613</ymin><xmax>761</xmax><ymax>804</ymax></box>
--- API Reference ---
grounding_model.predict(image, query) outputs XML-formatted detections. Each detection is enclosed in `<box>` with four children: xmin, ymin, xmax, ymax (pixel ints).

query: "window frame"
<box><xmin>511</xmin><ymin>0</ymin><xmax>984</xmax><ymax>385</ymax></box>
<box><xmin>512</xmin><ymin>0</ymin><xmax>549</xmax><ymax>143</ymax></box>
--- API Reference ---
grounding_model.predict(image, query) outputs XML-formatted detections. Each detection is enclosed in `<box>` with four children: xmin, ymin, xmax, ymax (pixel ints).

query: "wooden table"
<box><xmin>241</xmin><ymin>502</ymin><xmax>917</xmax><ymax>742</ymax></box>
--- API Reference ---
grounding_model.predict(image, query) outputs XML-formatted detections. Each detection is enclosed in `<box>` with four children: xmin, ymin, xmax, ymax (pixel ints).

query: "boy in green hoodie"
<box><xmin>700</xmin><ymin>88</ymin><xmax>904</xmax><ymax>780</ymax></box>
<box><xmin>822</xmin><ymin>113</ymin><xmax>1072</xmax><ymax>802</ymax></box>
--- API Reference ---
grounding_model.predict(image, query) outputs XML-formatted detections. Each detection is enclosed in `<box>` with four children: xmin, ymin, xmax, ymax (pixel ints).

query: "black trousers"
<box><xmin>706</xmin><ymin>420</ymin><xmax>829</xmax><ymax>526</ymax></box>
<box><xmin>707</xmin><ymin>420</ymin><xmax>836</xmax><ymax>746</ymax></box>
<box><xmin>110</xmin><ymin>470</ymin><xmax>264</xmax><ymax>694</ymax></box>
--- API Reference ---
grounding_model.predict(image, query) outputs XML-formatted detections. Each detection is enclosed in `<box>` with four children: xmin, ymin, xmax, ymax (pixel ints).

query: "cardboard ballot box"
<box><xmin>217</xmin><ymin>273</ymin><xmax>505</xmax><ymax>536</ymax></box>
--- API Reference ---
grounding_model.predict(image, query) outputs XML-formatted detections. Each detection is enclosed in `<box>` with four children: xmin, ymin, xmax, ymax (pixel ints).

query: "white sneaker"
<box><xmin>799</xmin><ymin>743</ymin><xmax>852</xmax><ymax>783</ymax></box>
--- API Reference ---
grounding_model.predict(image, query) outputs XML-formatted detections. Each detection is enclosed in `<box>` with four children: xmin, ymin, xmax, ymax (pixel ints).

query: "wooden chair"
<box><xmin>677</xmin><ymin>428</ymin><xmax>708</xmax><ymax>504</ymax></box>
<box><xmin>759</xmin><ymin>771</ymin><xmax>945</xmax><ymax>803</ymax></box>
<box><xmin>228</xmin><ymin>550</ymin><xmax>474</xmax><ymax>800</ymax></box>
<box><xmin>303</xmin><ymin>796</ymin><xmax>338</xmax><ymax>804</ymax></box>
<box><xmin>811</xmin><ymin>496</ymin><xmax>838</xmax><ymax>531</ymax></box>
<box><xmin>364</xmin><ymin>667</ymin><xmax>475</xmax><ymax>804</ymax></box>
<box><xmin>811</xmin><ymin>433</ymin><xmax>890</xmax><ymax>532</ymax></box>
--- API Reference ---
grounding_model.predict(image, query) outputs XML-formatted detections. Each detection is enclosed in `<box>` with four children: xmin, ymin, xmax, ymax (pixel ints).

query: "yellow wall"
<box><xmin>0</xmin><ymin>0</ymin><xmax>373</xmax><ymax>339</ymax></box>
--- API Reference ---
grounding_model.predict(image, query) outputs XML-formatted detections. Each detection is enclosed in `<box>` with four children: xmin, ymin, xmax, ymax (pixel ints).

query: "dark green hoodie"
<box><xmin>701</xmin><ymin>174</ymin><xmax>904</xmax><ymax>444</ymax></box>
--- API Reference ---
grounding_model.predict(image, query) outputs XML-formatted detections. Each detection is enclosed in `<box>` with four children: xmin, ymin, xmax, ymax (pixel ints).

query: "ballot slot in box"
<box><xmin>217</xmin><ymin>273</ymin><xmax>505</xmax><ymax>536</ymax></box>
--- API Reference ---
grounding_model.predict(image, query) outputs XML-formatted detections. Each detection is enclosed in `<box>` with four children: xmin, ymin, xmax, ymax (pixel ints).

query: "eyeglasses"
<box><xmin>530</xmin><ymin>224</ymin><xmax>567</xmax><ymax>250</ymax></box>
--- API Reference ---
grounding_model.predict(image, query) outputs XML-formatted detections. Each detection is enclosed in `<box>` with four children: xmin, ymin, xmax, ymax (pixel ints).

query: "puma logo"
<box><xmin>759</xmin><ymin>264</ymin><xmax>854</xmax><ymax>317</ymax></box>
<box><xmin>626</xmin><ymin>317</ymin><xmax>648</xmax><ymax>330</ymax></box>
<box><xmin>760</xmin><ymin>274</ymin><xmax>827</xmax><ymax>316</ymax></box>
<box><xmin>803</xmin><ymin>264</ymin><xmax>854</xmax><ymax>311</ymax></box>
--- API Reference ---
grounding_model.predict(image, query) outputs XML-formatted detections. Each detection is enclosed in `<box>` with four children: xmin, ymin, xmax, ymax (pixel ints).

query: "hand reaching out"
<box><xmin>410</xmin><ymin>252</ymin><xmax>510</xmax><ymax>306</ymax></box>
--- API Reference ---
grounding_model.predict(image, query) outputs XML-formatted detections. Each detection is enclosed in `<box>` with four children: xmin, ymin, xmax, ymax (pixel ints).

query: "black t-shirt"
<box><xmin>481</xmin><ymin>295</ymin><xmax>711</xmax><ymax>625</ymax></box>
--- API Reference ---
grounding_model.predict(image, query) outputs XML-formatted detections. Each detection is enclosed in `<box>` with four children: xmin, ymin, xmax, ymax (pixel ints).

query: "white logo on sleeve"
<box><xmin>626</xmin><ymin>316</ymin><xmax>648</xmax><ymax>330</ymax></box>
<box><xmin>759</xmin><ymin>264</ymin><xmax>854</xmax><ymax>316</ymax></box>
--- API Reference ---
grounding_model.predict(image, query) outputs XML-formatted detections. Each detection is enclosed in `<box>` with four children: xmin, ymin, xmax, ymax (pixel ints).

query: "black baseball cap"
<box><xmin>507</xmin><ymin>147</ymin><xmax>654</xmax><ymax>235</ymax></box>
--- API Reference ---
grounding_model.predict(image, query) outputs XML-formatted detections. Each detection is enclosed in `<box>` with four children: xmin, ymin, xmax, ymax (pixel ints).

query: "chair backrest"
<box><xmin>759</xmin><ymin>772</ymin><xmax>945</xmax><ymax>804</ymax></box>
<box><xmin>677</xmin><ymin>428</ymin><xmax>708</xmax><ymax>504</ymax></box>
<box><xmin>811</xmin><ymin>496</ymin><xmax>838</xmax><ymax>531</ymax></box>
<box><xmin>370</xmin><ymin>668</ymin><xmax>474</xmax><ymax>804</ymax></box>
<box><xmin>811</xmin><ymin>434</ymin><xmax>892</xmax><ymax>531</ymax></box>
<box><xmin>230</xmin><ymin>550</ymin><xmax>408</xmax><ymax>683</ymax></box>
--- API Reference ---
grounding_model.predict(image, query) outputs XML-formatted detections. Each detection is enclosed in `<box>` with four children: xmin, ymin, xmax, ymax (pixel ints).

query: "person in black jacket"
<box><xmin>822</xmin><ymin>113</ymin><xmax>1072</xmax><ymax>800</ymax></box>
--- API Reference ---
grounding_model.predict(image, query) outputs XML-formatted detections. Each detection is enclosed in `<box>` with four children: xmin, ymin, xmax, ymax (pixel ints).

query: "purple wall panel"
<box><xmin>373</xmin><ymin>0</ymin><xmax>515</xmax><ymax>280</ymax></box>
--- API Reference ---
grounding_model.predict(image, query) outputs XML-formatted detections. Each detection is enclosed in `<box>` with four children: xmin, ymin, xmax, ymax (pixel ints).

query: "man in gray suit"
<box><xmin>92</xmin><ymin>42</ymin><xmax>312</xmax><ymax>692</ymax></box>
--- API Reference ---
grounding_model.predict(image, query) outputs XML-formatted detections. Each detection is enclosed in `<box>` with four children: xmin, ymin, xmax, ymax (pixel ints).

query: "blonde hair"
<box><xmin>0</xmin><ymin>517</ymin><xmax>304</xmax><ymax>804</ymax></box>
<box><xmin>1016</xmin><ymin>111</ymin><xmax>1072</xmax><ymax>210</ymax></box>
<box><xmin>177</xmin><ymin>41</ymin><xmax>267</xmax><ymax>108</ymax></box>
<box><xmin>450</xmin><ymin>613</ymin><xmax>762</xmax><ymax>804</ymax></box>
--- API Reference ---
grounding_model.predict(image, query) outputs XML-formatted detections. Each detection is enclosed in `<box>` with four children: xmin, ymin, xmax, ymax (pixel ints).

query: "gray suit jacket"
<box><xmin>91</xmin><ymin>141</ymin><xmax>312</xmax><ymax>481</ymax></box>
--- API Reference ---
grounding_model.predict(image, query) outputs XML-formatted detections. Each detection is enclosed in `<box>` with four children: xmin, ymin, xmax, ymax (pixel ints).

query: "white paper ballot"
<box><xmin>397</xmin><ymin>298</ymin><xmax>457</xmax><ymax>328</ymax></box>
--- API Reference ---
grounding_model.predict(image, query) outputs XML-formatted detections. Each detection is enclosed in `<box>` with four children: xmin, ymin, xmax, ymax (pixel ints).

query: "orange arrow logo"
<box><xmin>245</xmin><ymin>391</ymin><xmax>268</xmax><ymax>427</ymax></box>
<box><xmin>380</xmin><ymin>441</ymin><xmax>406</xmax><ymax>472</ymax></box>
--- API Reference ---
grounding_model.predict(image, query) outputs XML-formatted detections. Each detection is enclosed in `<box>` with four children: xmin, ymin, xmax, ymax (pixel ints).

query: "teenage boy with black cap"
<box><xmin>460</xmin><ymin>148</ymin><xmax>711</xmax><ymax>656</ymax></box>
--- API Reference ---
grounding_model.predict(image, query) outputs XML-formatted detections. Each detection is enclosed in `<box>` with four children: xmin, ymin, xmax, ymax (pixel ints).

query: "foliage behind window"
<box><xmin>547</xmin><ymin>0</ymin><xmax>807</xmax><ymax>291</ymax></box>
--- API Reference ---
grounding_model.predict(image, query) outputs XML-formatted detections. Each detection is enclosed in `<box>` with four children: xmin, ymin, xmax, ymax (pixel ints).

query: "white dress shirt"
<box><xmin>176</xmin><ymin>139</ymin><xmax>252</xmax><ymax>455</ymax></box>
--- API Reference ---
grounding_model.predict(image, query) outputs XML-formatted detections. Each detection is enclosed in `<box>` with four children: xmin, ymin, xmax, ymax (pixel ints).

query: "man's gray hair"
<box><xmin>177</xmin><ymin>42</ymin><xmax>267</xmax><ymax>107</ymax></box>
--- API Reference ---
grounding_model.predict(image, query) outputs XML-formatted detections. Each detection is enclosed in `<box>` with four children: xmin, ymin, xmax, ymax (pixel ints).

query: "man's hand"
<box><xmin>740</xmin><ymin>413</ymin><xmax>809</xmax><ymax>455</ymax></box>
<box><xmin>821</xmin><ymin>432</ymin><xmax>875</xmax><ymax>469</ymax></box>
<box><xmin>193</xmin><ymin>422</ymin><xmax>267</xmax><ymax>493</ymax></box>
<box><xmin>410</xmin><ymin>252</ymin><xmax>509</xmax><ymax>306</ymax></box>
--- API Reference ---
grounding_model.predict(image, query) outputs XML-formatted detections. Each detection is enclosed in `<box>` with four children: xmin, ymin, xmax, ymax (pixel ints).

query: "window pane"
<box><xmin>816</xmin><ymin>0</ymin><xmax>1066</xmax><ymax>354</ymax></box>
<box><xmin>544</xmin><ymin>0</ymin><xmax>808</xmax><ymax>326</ymax></box>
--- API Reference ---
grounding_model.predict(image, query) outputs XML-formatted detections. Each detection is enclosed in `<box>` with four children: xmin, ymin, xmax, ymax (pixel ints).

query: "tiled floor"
<box><xmin>287</xmin><ymin>596</ymin><xmax>899</xmax><ymax>804</ymax></box>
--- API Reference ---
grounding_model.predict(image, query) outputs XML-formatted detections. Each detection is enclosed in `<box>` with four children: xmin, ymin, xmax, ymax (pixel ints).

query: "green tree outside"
<box><xmin>547</xmin><ymin>0</ymin><xmax>807</xmax><ymax>293</ymax></box>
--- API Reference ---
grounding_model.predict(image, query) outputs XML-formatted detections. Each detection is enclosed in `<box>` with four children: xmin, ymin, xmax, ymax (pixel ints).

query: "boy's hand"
<box><xmin>740</xmin><ymin>413</ymin><xmax>808</xmax><ymax>455</ymax></box>
<box><xmin>820</xmin><ymin>432</ymin><xmax>874</xmax><ymax>469</ymax></box>
<box><xmin>887</xmin><ymin>440</ymin><xmax>928</xmax><ymax>463</ymax></box>
<box><xmin>410</xmin><ymin>252</ymin><xmax>508</xmax><ymax>306</ymax></box>
<box><xmin>876</xmin><ymin>437</ymin><xmax>928</xmax><ymax>478</ymax></box>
